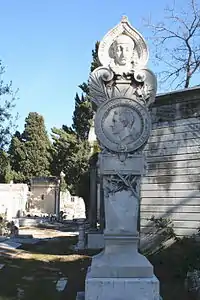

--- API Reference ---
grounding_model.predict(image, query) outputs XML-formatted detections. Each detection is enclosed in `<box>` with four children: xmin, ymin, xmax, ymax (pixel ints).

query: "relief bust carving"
<box><xmin>109</xmin><ymin>34</ymin><xmax>138</xmax><ymax>73</ymax></box>
<box><xmin>95</xmin><ymin>97</ymin><xmax>151</xmax><ymax>153</ymax></box>
<box><xmin>110</xmin><ymin>107</ymin><xmax>139</xmax><ymax>144</ymax></box>
<box><xmin>98</xmin><ymin>16</ymin><xmax>149</xmax><ymax>75</ymax></box>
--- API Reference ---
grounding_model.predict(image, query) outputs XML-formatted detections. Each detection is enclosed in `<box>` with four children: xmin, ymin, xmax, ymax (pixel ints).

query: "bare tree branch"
<box><xmin>145</xmin><ymin>0</ymin><xmax>200</xmax><ymax>90</ymax></box>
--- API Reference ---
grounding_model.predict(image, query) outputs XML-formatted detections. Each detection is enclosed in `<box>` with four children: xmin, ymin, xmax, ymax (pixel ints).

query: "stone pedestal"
<box><xmin>89</xmin><ymin>234</ymin><xmax>153</xmax><ymax>278</ymax></box>
<box><xmin>85</xmin><ymin>275</ymin><xmax>160</xmax><ymax>300</ymax></box>
<box><xmin>85</xmin><ymin>233</ymin><xmax>160</xmax><ymax>299</ymax></box>
<box><xmin>87</xmin><ymin>232</ymin><xmax>104</xmax><ymax>249</ymax></box>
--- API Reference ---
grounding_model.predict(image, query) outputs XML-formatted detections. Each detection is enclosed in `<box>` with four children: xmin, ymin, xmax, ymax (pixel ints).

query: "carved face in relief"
<box><xmin>112</xmin><ymin>35</ymin><xmax>135</xmax><ymax>66</ymax></box>
<box><xmin>95</xmin><ymin>97</ymin><xmax>151</xmax><ymax>152</ymax></box>
<box><xmin>110</xmin><ymin>108</ymin><xmax>138</xmax><ymax>142</ymax></box>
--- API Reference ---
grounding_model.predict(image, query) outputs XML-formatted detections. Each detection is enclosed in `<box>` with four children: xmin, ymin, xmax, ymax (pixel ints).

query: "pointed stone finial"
<box><xmin>121</xmin><ymin>15</ymin><xmax>129</xmax><ymax>23</ymax></box>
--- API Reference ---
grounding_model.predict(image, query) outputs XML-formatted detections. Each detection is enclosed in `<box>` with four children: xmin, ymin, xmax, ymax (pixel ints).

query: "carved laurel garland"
<box><xmin>104</xmin><ymin>174</ymin><xmax>141</xmax><ymax>200</ymax></box>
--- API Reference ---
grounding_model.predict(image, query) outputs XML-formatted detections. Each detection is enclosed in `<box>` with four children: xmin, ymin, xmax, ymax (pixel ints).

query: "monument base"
<box><xmin>89</xmin><ymin>234</ymin><xmax>153</xmax><ymax>278</ymax></box>
<box><xmin>85</xmin><ymin>271</ymin><xmax>160</xmax><ymax>300</ymax></box>
<box><xmin>87</xmin><ymin>232</ymin><xmax>104</xmax><ymax>249</ymax></box>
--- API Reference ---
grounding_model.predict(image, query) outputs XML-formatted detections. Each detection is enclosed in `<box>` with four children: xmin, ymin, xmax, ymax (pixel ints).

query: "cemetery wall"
<box><xmin>0</xmin><ymin>183</ymin><xmax>28</xmax><ymax>220</ymax></box>
<box><xmin>140</xmin><ymin>86</ymin><xmax>200</xmax><ymax>236</ymax></box>
<box><xmin>0</xmin><ymin>178</ymin><xmax>85</xmax><ymax>220</ymax></box>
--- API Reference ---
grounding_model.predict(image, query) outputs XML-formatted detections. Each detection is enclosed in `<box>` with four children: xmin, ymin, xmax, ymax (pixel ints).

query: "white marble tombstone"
<box><xmin>84</xmin><ymin>16</ymin><xmax>160</xmax><ymax>300</ymax></box>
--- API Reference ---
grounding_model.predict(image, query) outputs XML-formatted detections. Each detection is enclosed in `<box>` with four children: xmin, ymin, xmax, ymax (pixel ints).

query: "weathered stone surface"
<box><xmin>85</xmin><ymin>275</ymin><xmax>160</xmax><ymax>300</ymax></box>
<box><xmin>152</xmin><ymin>97</ymin><xmax>200</xmax><ymax>123</ymax></box>
<box><xmin>141</xmin><ymin>197</ymin><xmax>200</xmax><ymax>205</ymax></box>
<box><xmin>87</xmin><ymin>233</ymin><xmax>104</xmax><ymax>249</ymax></box>
<box><xmin>141</xmin><ymin>182</ymin><xmax>200</xmax><ymax>190</ymax></box>
<box><xmin>147</xmin><ymin>159</ymin><xmax>200</xmax><ymax>170</ymax></box>
<box><xmin>142</xmin><ymin>175</ymin><xmax>200</xmax><ymax>183</ymax></box>
<box><xmin>95</xmin><ymin>97</ymin><xmax>152</xmax><ymax>153</ymax></box>
<box><xmin>98</xmin><ymin>15</ymin><xmax>149</xmax><ymax>75</ymax></box>
<box><xmin>89</xmin><ymin>236</ymin><xmax>153</xmax><ymax>278</ymax></box>
<box><xmin>141</xmin><ymin>190</ymin><xmax>200</xmax><ymax>198</ymax></box>
<box><xmin>0</xmin><ymin>183</ymin><xmax>28</xmax><ymax>220</ymax></box>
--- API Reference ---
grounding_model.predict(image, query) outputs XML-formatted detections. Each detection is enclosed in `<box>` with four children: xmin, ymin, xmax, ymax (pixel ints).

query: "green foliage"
<box><xmin>0</xmin><ymin>150</ymin><xmax>12</xmax><ymax>182</ymax></box>
<box><xmin>142</xmin><ymin>215</ymin><xmax>178</xmax><ymax>256</ymax></box>
<box><xmin>74</xmin><ymin>41</ymin><xmax>100</xmax><ymax>141</ymax></box>
<box><xmin>9</xmin><ymin>112</ymin><xmax>52</xmax><ymax>182</ymax></box>
<box><xmin>60</xmin><ymin>180</ymin><xmax>67</xmax><ymax>192</ymax></box>
<box><xmin>51</xmin><ymin>126</ymin><xmax>90</xmax><ymax>194</ymax></box>
<box><xmin>78</xmin><ymin>82</ymin><xmax>90</xmax><ymax>95</ymax></box>
<box><xmin>148</xmin><ymin>237</ymin><xmax>200</xmax><ymax>284</ymax></box>
<box><xmin>72</xmin><ymin>93</ymin><xmax>93</xmax><ymax>140</ymax></box>
<box><xmin>92</xmin><ymin>141</ymin><xmax>101</xmax><ymax>155</ymax></box>
<box><xmin>0</xmin><ymin>60</ymin><xmax>18</xmax><ymax>149</ymax></box>
<box><xmin>0</xmin><ymin>60</ymin><xmax>18</xmax><ymax>183</ymax></box>
<box><xmin>148</xmin><ymin>215</ymin><xmax>176</xmax><ymax>239</ymax></box>
<box><xmin>0</xmin><ymin>214</ymin><xmax>9</xmax><ymax>236</ymax></box>
<box><xmin>90</xmin><ymin>41</ymin><xmax>100</xmax><ymax>72</ymax></box>
<box><xmin>51</xmin><ymin>42</ymin><xmax>101</xmax><ymax>211</ymax></box>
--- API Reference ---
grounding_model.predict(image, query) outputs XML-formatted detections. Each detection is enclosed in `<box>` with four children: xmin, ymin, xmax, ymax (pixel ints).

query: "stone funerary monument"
<box><xmin>84</xmin><ymin>17</ymin><xmax>160</xmax><ymax>300</ymax></box>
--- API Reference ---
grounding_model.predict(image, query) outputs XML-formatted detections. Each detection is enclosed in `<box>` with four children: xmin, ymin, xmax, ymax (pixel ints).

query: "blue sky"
<box><xmin>0</xmin><ymin>0</ymin><xmax>190</xmax><ymax>134</ymax></box>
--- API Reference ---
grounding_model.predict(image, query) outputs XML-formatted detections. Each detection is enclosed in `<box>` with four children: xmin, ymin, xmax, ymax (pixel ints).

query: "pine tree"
<box><xmin>0</xmin><ymin>150</ymin><xmax>12</xmax><ymax>183</ymax></box>
<box><xmin>73</xmin><ymin>41</ymin><xmax>100</xmax><ymax>140</ymax></box>
<box><xmin>0</xmin><ymin>60</ymin><xmax>17</xmax><ymax>148</ymax></box>
<box><xmin>72</xmin><ymin>93</ymin><xmax>93</xmax><ymax>140</ymax></box>
<box><xmin>0</xmin><ymin>60</ymin><xmax>18</xmax><ymax>183</ymax></box>
<box><xmin>9</xmin><ymin>112</ymin><xmax>52</xmax><ymax>182</ymax></box>
<box><xmin>51</xmin><ymin>42</ymin><xmax>101</xmax><ymax>212</ymax></box>
<box><xmin>90</xmin><ymin>41</ymin><xmax>100</xmax><ymax>72</ymax></box>
<box><xmin>51</xmin><ymin>126</ymin><xmax>90</xmax><ymax>192</ymax></box>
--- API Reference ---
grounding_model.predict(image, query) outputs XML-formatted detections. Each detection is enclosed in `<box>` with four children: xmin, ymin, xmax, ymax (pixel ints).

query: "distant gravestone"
<box><xmin>60</xmin><ymin>192</ymin><xmax>85</xmax><ymax>220</ymax></box>
<box><xmin>73</xmin><ymin>197</ymin><xmax>85</xmax><ymax>219</ymax></box>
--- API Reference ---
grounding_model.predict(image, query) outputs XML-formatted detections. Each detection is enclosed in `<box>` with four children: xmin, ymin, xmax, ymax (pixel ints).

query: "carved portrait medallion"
<box><xmin>98</xmin><ymin>16</ymin><xmax>149</xmax><ymax>74</ymax></box>
<box><xmin>95</xmin><ymin>97</ymin><xmax>151</xmax><ymax>152</ymax></box>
